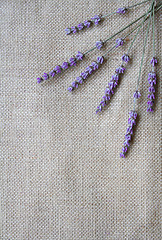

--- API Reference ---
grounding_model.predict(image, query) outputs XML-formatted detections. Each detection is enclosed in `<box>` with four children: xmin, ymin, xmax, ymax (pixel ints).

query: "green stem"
<box><xmin>83</xmin><ymin>6</ymin><xmax>153</xmax><ymax>56</ymax></box>
<box><xmin>102</xmin><ymin>0</ymin><xmax>150</xmax><ymax>19</ymax></box>
<box><xmin>127</xmin><ymin>1</ymin><xmax>154</xmax><ymax>54</ymax></box>
<box><xmin>152</xmin><ymin>2</ymin><xmax>155</xmax><ymax>57</ymax></box>
<box><xmin>133</xmin><ymin>3</ymin><xmax>154</xmax><ymax>111</ymax></box>
<box><xmin>128</xmin><ymin>0</ymin><xmax>150</xmax><ymax>9</ymax></box>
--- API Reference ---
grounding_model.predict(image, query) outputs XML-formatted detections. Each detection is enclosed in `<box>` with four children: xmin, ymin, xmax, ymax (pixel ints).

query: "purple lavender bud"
<box><xmin>148</xmin><ymin>78</ymin><xmax>156</xmax><ymax>86</ymax></box>
<box><xmin>116</xmin><ymin>38</ymin><xmax>124</xmax><ymax>48</ymax></box>
<box><xmin>68</xmin><ymin>86</ymin><xmax>74</xmax><ymax>92</ymax></box>
<box><xmin>76</xmin><ymin>76</ymin><xmax>83</xmax><ymax>84</ymax></box>
<box><xmin>108</xmin><ymin>82</ymin><xmax>114</xmax><ymax>89</ymax></box>
<box><xmin>110</xmin><ymin>89</ymin><xmax>114</xmax><ymax>95</ymax></box>
<box><xmin>90</xmin><ymin>62</ymin><xmax>99</xmax><ymax>70</ymax></box>
<box><xmin>91</xmin><ymin>15</ymin><xmax>101</xmax><ymax>25</ymax></box>
<box><xmin>120</xmin><ymin>152</ymin><xmax>125</xmax><ymax>158</ymax></box>
<box><xmin>113</xmin><ymin>80</ymin><xmax>118</xmax><ymax>87</ymax></box>
<box><xmin>148</xmin><ymin>93</ymin><xmax>155</xmax><ymax>100</ymax></box>
<box><xmin>102</xmin><ymin>95</ymin><xmax>110</xmax><ymax>101</ymax></box>
<box><xmin>105</xmin><ymin>88</ymin><xmax>111</xmax><ymax>95</ymax></box>
<box><xmin>122</xmin><ymin>146</ymin><xmax>128</xmax><ymax>153</ymax></box>
<box><xmin>86</xmin><ymin>66</ymin><xmax>93</xmax><ymax>74</ymax></box>
<box><xmin>81</xmin><ymin>71</ymin><xmax>89</xmax><ymax>79</ymax></box>
<box><xmin>148</xmin><ymin>72</ymin><xmax>156</xmax><ymax>80</ymax></box>
<box><xmin>116</xmin><ymin>7</ymin><xmax>127</xmax><ymax>14</ymax></box>
<box><xmin>147</xmin><ymin>100</ymin><xmax>154</xmax><ymax>106</ymax></box>
<box><xmin>97</xmin><ymin>56</ymin><xmax>104</xmax><ymax>64</ymax></box>
<box><xmin>147</xmin><ymin>107</ymin><xmax>154</xmax><ymax>112</ymax></box>
<box><xmin>37</xmin><ymin>77</ymin><xmax>43</xmax><ymax>83</ymax></box>
<box><xmin>72</xmin><ymin>81</ymin><xmax>78</xmax><ymax>88</ymax></box>
<box><xmin>125</xmin><ymin>134</ymin><xmax>131</xmax><ymax>141</ymax></box>
<box><xmin>54</xmin><ymin>66</ymin><xmax>61</xmax><ymax>74</ymax></box>
<box><xmin>111</xmin><ymin>74</ymin><xmax>119</xmax><ymax>81</ymax></box>
<box><xmin>133</xmin><ymin>90</ymin><xmax>141</xmax><ymax>99</ymax></box>
<box><xmin>77</xmin><ymin>23</ymin><xmax>84</xmax><ymax>30</ymax></box>
<box><xmin>61</xmin><ymin>62</ymin><xmax>69</xmax><ymax>70</ymax></box>
<box><xmin>128</xmin><ymin>118</ymin><xmax>136</xmax><ymax>127</ymax></box>
<box><xmin>126</xmin><ymin>126</ymin><xmax>133</xmax><ymax>135</ymax></box>
<box><xmin>42</xmin><ymin>73</ymin><xmax>49</xmax><ymax>80</ymax></box>
<box><xmin>121</xmin><ymin>54</ymin><xmax>130</xmax><ymax>63</ymax></box>
<box><xmin>124</xmin><ymin>140</ymin><xmax>130</xmax><ymax>147</ymax></box>
<box><xmin>149</xmin><ymin>86</ymin><xmax>155</xmax><ymax>93</ymax></box>
<box><xmin>96</xmin><ymin>40</ymin><xmax>103</xmax><ymax>50</ymax></box>
<box><xmin>84</xmin><ymin>20</ymin><xmax>91</xmax><ymax>28</ymax></box>
<box><xmin>65</xmin><ymin>28</ymin><xmax>71</xmax><ymax>35</ymax></box>
<box><xmin>116</xmin><ymin>66</ymin><xmax>126</xmax><ymax>74</ymax></box>
<box><xmin>71</xmin><ymin>26</ymin><xmax>77</xmax><ymax>33</ymax></box>
<box><xmin>49</xmin><ymin>70</ymin><xmax>56</xmax><ymax>77</ymax></box>
<box><xmin>150</xmin><ymin>57</ymin><xmax>157</xmax><ymax>66</ymax></box>
<box><xmin>69</xmin><ymin>57</ymin><xmax>76</xmax><ymax>66</ymax></box>
<box><xmin>129</xmin><ymin>110</ymin><xmax>137</xmax><ymax>119</ymax></box>
<box><xmin>76</xmin><ymin>51</ymin><xmax>84</xmax><ymax>61</ymax></box>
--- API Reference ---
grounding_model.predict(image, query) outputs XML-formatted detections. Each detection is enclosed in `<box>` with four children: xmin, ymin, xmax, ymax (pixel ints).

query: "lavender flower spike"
<box><xmin>96</xmin><ymin>40</ymin><xmax>104</xmax><ymax>50</ymax></box>
<box><xmin>116</xmin><ymin>7</ymin><xmax>127</xmax><ymax>14</ymax></box>
<box><xmin>150</xmin><ymin>57</ymin><xmax>157</xmax><ymax>67</ymax></box>
<box><xmin>120</xmin><ymin>110</ymin><xmax>137</xmax><ymax>158</ymax></box>
<box><xmin>68</xmin><ymin>56</ymin><xmax>104</xmax><ymax>92</ymax></box>
<box><xmin>116</xmin><ymin>38</ymin><xmax>124</xmax><ymax>48</ymax></box>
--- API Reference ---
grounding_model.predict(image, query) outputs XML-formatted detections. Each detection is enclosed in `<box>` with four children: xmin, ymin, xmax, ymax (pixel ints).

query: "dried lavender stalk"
<box><xmin>120</xmin><ymin>1</ymin><xmax>154</xmax><ymax>158</ymax></box>
<box><xmin>65</xmin><ymin>0</ymin><xmax>150</xmax><ymax>35</ymax></box>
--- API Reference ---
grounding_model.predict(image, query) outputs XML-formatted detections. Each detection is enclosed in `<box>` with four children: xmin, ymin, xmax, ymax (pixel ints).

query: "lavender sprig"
<box><xmin>65</xmin><ymin>0</ymin><xmax>150</xmax><ymax>35</ymax></box>
<box><xmin>96</xmin><ymin>64</ymin><xmax>126</xmax><ymax>113</ymax></box>
<box><xmin>37</xmin><ymin>51</ymin><xmax>84</xmax><ymax>83</ymax></box>
<box><xmin>120</xmin><ymin>110</ymin><xmax>137</xmax><ymax>158</ymax></box>
<box><xmin>147</xmin><ymin>3</ymin><xmax>157</xmax><ymax>112</ymax></box>
<box><xmin>67</xmin><ymin>56</ymin><xmax>104</xmax><ymax>92</ymax></box>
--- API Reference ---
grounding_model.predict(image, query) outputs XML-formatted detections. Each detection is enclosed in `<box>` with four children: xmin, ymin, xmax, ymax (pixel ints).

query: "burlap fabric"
<box><xmin>1</xmin><ymin>0</ymin><xmax>161</xmax><ymax>239</ymax></box>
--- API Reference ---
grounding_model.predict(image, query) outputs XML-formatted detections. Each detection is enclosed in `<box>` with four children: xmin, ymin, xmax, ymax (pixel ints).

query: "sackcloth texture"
<box><xmin>1</xmin><ymin>0</ymin><xmax>161</xmax><ymax>239</ymax></box>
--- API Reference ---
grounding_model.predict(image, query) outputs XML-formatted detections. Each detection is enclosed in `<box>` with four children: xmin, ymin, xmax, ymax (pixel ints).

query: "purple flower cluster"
<box><xmin>96</xmin><ymin>65</ymin><xmax>126</xmax><ymax>113</ymax></box>
<box><xmin>122</xmin><ymin>54</ymin><xmax>130</xmax><ymax>63</ymax></box>
<box><xmin>116</xmin><ymin>7</ymin><xmax>127</xmax><ymax>14</ymax></box>
<box><xmin>65</xmin><ymin>15</ymin><xmax>102</xmax><ymax>35</ymax></box>
<box><xmin>37</xmin><ymin>51</ymin><xmax>84</xmax><ymax>83</ymax></box>
<box><xmin>116</xmin><ymin>38</ymin><xmax>124</xmax><ymax>48</ymax></box>
<box><xmin>147</xmin><ymin>71</ymin><xmax>157</xmax><ymax>112</ymax></box>
<box><xmin>133</xmin><ymin>90</ymin><xmax>141</xmax><ymax>99</ymax></box>
<box><xmin>96</xmin><ymin>40</ymin><xmax>104</xmax><ymax>50</ymax></box>
<box><xmin>150</xmin><ymin>57</ymin><xmax>157</xmax><ymax>67</ymax></box>
<box><xmin>120</xmin><ymin>110</ymin><xmax>137</xmax><ymax>158</ymax></box>
<box><xmin>68</xmin><ymin>56</ymin><xmax>104</xmax><ymax>92</ymax></box>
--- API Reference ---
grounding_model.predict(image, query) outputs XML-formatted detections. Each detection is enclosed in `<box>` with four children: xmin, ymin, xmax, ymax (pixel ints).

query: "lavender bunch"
<box><xmin>120</xmin><ymin>111</ymin><xmax>137</xmax><ymax>158</ymax></box>
<box><xmin>67</xmin><ymin>56</ymin><xmax>104</xmax><ymax>91</ymax></box>
<box><xmin>37</xmin><ymin>51</ymin><xmax>84</xmax><ymax>83</ymax></box>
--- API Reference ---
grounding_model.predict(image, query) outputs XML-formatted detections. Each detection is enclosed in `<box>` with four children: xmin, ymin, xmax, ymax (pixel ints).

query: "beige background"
<box><xmin>1</xmin><ymin>0</ymin><xmax>161</xmax><ymax>239</ymax></box>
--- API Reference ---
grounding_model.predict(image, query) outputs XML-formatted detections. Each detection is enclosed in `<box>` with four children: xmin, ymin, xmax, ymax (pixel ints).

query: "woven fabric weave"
<box><xmin>1</xmin><ymin>0</ymin><xmax>161</xmax><ymax>239</ymax></box>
